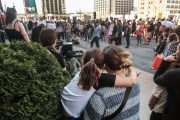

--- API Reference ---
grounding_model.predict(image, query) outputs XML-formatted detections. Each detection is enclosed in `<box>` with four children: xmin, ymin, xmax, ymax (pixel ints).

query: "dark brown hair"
<box><xmin>103</xmin><ymin>45</ymin><xmax>132</xmax><ymax>72</ymax></box>
<box><xmin>78</xmin><ymin>48</ymin><xmax>104</xmax><ymax>90</ymax></box>
<box><xmin>175</xmin><ymin>25</ymin><xmax>180</xmax><ymax>40</ymax></box>
<box><xmin>168</xmin><ymin>33</ymin><xmax>178</xmax><ymax>43</ymax></box>
<box><xmin>6</xmin><ymin>7</ymin><xmax>17</xmax><ymax>25</ymax></box>
<box><xmin>39</xmin><ymin>29</ymin><xmax>57</xmax><ymax>48</ymax></box>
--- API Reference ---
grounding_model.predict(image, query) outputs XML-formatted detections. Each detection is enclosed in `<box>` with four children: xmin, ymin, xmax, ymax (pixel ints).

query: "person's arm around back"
<box><xmin>99</xmin><ymin>67</ymin><xmax>139</xmax><ymax>88</ymax></box>
<box><xmin>18</xmin><ymin>22</ymin><xmax>31</xmax><ymax>42</ymax></box>
<box><xmin>114</xmin><ymin>68</ymin><xmax>139</xmax><ymax>87</ymax></box>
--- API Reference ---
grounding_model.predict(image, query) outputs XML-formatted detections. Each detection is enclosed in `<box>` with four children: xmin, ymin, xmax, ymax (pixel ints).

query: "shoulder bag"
<box><xmin>102</xmin><ymin>87</ymin><xmax>132</xmax><ymax>120</ymax></box>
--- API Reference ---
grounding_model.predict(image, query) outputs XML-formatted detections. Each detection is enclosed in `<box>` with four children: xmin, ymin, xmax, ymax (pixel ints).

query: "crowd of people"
<box><xmin>1</xmin><ymin>7</ymin><xmax>180</xmax><ymax>120</ymax></box>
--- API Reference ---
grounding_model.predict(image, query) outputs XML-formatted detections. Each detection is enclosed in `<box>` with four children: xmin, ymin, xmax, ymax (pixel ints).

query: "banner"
<box><xmin>35</xmin><ymin>0</ymin><xmax>43</xmax><ymax>15</ymax></box>
<box><xmin>24</xmin><ymin>0</ymin><xmax>37</xmax><ymax>14</ymax></box>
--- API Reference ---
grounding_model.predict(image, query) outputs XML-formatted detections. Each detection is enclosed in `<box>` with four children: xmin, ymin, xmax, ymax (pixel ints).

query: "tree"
<box><xmin>0</xmin><ymin>41</ymin><xmax>70</xmax><ymax>119</ymax></box>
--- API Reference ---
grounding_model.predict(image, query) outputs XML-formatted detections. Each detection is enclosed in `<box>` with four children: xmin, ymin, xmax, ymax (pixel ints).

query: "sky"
<box><xmin>1</xmin><ymin>0</ymin><xmax>25</xmax><ymax>14</ymax></box>
<box><xmin>65</xmin><ymin>0</ymin><xmax>94</xmax><ymax>13</ymax></box>
<box><xmin>2</xmin><ymin>0</ymin><xmax>138</xmax><ymax>14</ymax></box>
<box><xmin>66</xmin><ymin>0</ymin><xmax>138</xmax><ymax>13</ymax></box>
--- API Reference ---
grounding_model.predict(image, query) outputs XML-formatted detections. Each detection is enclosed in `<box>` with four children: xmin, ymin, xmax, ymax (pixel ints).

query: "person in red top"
<box><xmin>135</xmin><ymin>21</ymin><xmax>144</xmax><ymax>46</ymax></box>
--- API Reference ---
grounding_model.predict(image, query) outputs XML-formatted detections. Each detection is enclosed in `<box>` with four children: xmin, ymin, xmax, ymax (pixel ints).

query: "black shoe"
<box><xmin>125</xmin><ymin>46</ymin><xmax>129</xmax><ymax>48</ymax></box>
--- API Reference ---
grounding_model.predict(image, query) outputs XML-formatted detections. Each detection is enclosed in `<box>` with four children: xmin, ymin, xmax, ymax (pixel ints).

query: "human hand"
<box><xmin>164</xmin><ymin>55</ymin><xmax>177</xmax><ymax>62</ymax></box>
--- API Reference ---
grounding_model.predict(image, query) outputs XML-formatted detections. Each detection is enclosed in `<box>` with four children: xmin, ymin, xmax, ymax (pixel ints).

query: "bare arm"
<box><xmin>114</xmin><ymin>68</ymin><xmax>138</xmax><ymax>87</ymax></box>
<box><xmin>148</xmin><ymin>95</ymin><xmax>159</xmax><ymax>110</ymax></box>
<box><xmin>18</xmin><ymin>22</ymin><xmax>31</xmax><ymax>42</ymax></box>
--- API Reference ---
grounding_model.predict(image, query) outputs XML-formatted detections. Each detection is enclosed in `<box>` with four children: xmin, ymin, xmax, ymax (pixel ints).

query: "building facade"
<box><xmin>94</xmin><ymin>0</ymin><xmax>134</xmax><ymax>19</ymax></box>
<box><xmin>43</xmin><ymin>0</ymin><xmax>66</xmax><ymax>15</ymax></box>
<box><xmin>138</xmin><ymin>0</ymin><xmax>180</xmax><ymax>19</ymax></box>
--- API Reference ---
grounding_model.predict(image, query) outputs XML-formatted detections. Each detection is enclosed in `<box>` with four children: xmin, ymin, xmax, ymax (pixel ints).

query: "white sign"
<box><xmin>38</xmin><ymin>20</ymin><xmax>46</xmax><ymax>27</ymax></box>
<box><xmin>47</xmin><ymin>23</ymin><xmax>56</xmax><ymax>30</ymax></box>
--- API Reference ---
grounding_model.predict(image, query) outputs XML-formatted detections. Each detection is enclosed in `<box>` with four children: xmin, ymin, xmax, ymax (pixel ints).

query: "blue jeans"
<box><xmin>91</xmin><ymin>36</ymin><xmax>100</xmax><ymax>48</ymax></box>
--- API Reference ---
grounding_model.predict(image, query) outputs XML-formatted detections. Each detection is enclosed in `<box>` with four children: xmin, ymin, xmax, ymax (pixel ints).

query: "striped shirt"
<box><xmin>84</xmin><ymin>84</ymin><xmax>140</xmax><ymax>120</ymax></box>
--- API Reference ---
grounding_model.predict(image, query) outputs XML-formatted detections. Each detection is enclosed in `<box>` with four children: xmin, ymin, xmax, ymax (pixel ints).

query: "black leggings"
<box><xmin>150</xmin><ymin>111</ymin><xmax>162</xmax><ymax>120</ymax></box>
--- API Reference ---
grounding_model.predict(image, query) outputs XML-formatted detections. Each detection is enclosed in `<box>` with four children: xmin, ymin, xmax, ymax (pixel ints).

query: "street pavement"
<box><xmin>72</xmin><ymin>37</ymin><xmax>157</xmax><ymax>120</ymax></box>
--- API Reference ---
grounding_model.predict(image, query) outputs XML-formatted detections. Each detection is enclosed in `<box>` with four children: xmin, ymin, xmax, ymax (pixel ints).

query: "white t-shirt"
<box><xmin>61</xmin><ymin>72</ymin><xmax>96</xmax><ymax>118</ymax></box>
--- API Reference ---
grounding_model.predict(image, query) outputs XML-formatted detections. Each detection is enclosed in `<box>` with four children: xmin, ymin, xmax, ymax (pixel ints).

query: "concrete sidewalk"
<box><xmin>136</xmin><ymin>68</ymin><xmax>155</xmax><ymax>120</ymax></box>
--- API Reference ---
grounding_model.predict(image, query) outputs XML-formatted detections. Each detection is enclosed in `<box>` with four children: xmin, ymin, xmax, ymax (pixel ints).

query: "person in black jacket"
<box><xmin>154</xmin><ymin>44</ymin><xmax>180</xmax><ymax>120</ymax></box>
<box><xmin>40</xmin><ymin>28</ymin><xmax>66</xmax><ymax>69</ymax></box>
<box><xmin>31</xmin><ymin>24</ymin><xmax>45</xmax><ymax>42</ymax></box>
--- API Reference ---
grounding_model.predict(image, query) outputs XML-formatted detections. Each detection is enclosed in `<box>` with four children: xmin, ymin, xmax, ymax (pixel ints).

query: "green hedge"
<box><xmin>0</xmin><ymin>41</ymin><xmax>70</xmax><ymax>120</ymax></box>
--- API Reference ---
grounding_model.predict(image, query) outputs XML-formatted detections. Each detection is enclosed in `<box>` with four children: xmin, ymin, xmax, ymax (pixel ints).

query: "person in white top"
<box><xmin>61</xmin><ymin>48</ymin><xmax>139</xmax><ymax>119</ymax></box>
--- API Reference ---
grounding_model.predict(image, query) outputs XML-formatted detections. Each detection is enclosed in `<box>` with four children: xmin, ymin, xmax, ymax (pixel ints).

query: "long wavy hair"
<box><xmin>78</xmin><ymin>48</ymin><xmax>104</xmax><ymax>90</ymax></box>
<box><xmin>103</xmin><ymin>45</ymin><xmax>132</xmax><ymax>75</ymax></box>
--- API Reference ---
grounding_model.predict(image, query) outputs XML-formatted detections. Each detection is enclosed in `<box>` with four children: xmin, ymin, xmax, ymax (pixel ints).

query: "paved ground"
<box><xmin>136</xmin><ymin>68</ymin><xmax>154</xmax><ymax>120</ymax></box>
<box><xmin>71</xmin><ymin>37</ymin><xmax>157</xmax><ymax>120</ymax></box>
<box><xmin>76</xmin><ymin>37</ymin><xmax>156</xmax><ymax>74</ymax></box>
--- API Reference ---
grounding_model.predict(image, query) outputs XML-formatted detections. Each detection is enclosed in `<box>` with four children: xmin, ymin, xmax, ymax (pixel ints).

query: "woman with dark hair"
<box><xmin>151</xmin><ymin>44</ymin><xmax>180</xmax><ymax>120</ymax></box>
<box><xmin>61</xmin><ymin>48</ymin><xmax>138</xmax><ymax>119</ymax></box>
<box><xmin>39</xmin><ymin>28</ymin><xmax>65</xmax><ymax>69</ymax></box>
<box><xmin>163</xmin><ymin>33</ymin><xmax>179</xmax><ymax>57</ymax></box>
<box><xmin>31</xmin><ymin>24</ymin><xmax>45</xmax><ymax>42</ymax></box>
<box><xmin>5</xmin><ymin>7</ymin><xmax>30</xmax><ymax>42</ymax></box>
